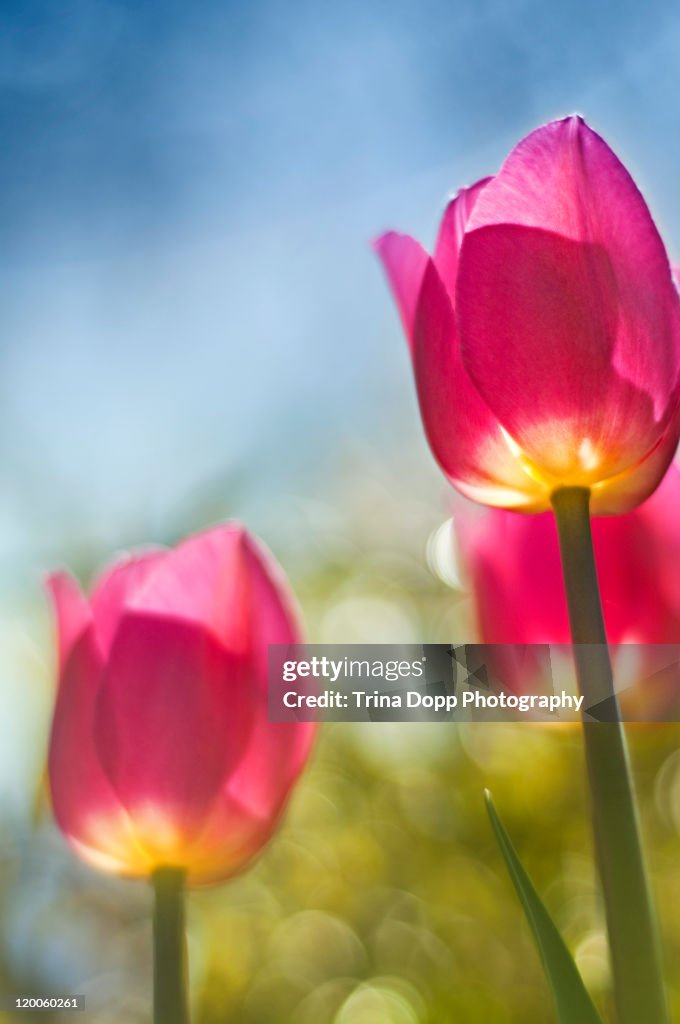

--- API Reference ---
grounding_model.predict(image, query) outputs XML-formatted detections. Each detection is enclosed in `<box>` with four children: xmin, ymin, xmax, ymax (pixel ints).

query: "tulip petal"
<box><xmin>181</xmin><ymin>716</ymin><xmax>313</xmax><ymax>886</ymax></box>
<box><xmin>376</xmin><ymin>232</ymin><xmax>553</xmax><ymax>508</ymax></box>
<box><xmin>223</xmin><ymin>532</ymin><xmax>312</xmax><ymax>817</ymax></box>
<box><xmin>180</xmin><ymin>798</ymin><xmax>277</xmax><ymax>886</ymax></box>
<box><xmin>458</xmin><ymin>507</ymin><xmax>570</xmax><ymax>646</ymax></box>
<box><xmin>591</xmin><ymin>466</ymin><xmax>680</xmax><ymax>642</ymax></box>
<box><xmin>45</xmin><ymin>572</ymin><xmax>91</xmax><ymax>678</ymax></box>
<box><xmin>433</xmin><ymin>177</ymin><xmax>492</xmax><ymax>301</ymax></box>
<box><xmin>89</xmin><ymin>549</ymin><xmax>167</xmax><ymax>656</ymax></box>
<box><xmin>125</xmin><ymin>524</ymin><xmax>265</xmax><ymax>653</ymax></box>
<box><xmin>412</xmin><ymin>260</ymin><xmax>551</xmax><ymax>509</ymax></box>
<box><xmin>48</xmin><ymin>626</ymin><xmax>144</xmax><ymax>874</ymax></box>
<box><xmin>373</xmin><ymin>231</ymin><xmax>429</xmax><ymax>352</ymax></box>
<box><xmin>374</xmin><ymin>179</ymin><xmax>491</xmax><ymax>342</ymax></box>
<box><xmin>459</xmin><ymin>117</ymin><xmax>680</xmax><ymax>489</ymax></box>
<box><xmin>590</xmin><ymin>399</ymin><xmax>680</xmax><ymax>514</ymax></box>
<box><xmin>461</xmin><ymin>463</ymin><xmax>680</xmax><ymax>647</ymax></box>
<box><xmin>93</xmin><ymin>614</ymin><xmax>255</xmax><ymax>854</ymax></box>
<box><xmin>181</xmin><ymin>534</ymin><xmax>314</xmax><ymax>884</ymax></box>
<box><xmin>460</xmin><ymin>225</ymin><xmax>668</xmax><ymax>478</ymax></box>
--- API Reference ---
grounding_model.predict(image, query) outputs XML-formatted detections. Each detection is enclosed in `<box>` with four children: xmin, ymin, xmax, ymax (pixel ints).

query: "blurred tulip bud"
<box><xmin>47</xmin><ymin>524</ymin><xmax>314</xmax><ymax>886</ymax></box>
<box><xmin>375</xmin><ymin>116</ymin><xmax>680</xmax><ymax>514</ymax></box>
<box><xmin>458</xmin><ymin>464</ymin><xmax>680</xmax><ymax>714</ymax></box>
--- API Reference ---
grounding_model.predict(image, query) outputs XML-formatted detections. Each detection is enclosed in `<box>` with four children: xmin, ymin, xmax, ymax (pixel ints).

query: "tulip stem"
<box><xmin>152</xmin><ymin>867</ymin><xmax>189</xmax><ymax>1024</ymax></box>
<box><xmin>551</xmin><ymin>486</ymin><xmax>668</xmax><ymax>1024</ymax></box>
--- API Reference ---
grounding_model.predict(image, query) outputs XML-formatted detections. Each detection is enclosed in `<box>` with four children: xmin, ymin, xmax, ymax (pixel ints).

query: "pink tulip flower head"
<box><xmin>47</xmin><ymin>524</ymin><xmax>314</xmax><ymax>886</ymax></box>
<box><xmin>375</xmin><ymin>117</ymin><xmax>680</xmax><ymax>514</ymax></box>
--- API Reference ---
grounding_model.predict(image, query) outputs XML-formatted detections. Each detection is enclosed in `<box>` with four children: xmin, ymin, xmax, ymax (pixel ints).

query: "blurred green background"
<box><xmin>3</xmin><ymin>0</ymin><xmax>680</xmax><ymax>1020</ymax></box>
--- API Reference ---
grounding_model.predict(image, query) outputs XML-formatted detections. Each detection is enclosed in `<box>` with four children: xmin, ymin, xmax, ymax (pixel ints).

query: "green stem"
<box><xmin>152</xmin><ymin>867</ymin><xmax>189</xmax><ymax>1024</ymax></box>
<box><xmin>551</xmin><ymin>487</ymin><xmax>668</xmax><ymax>1024</ymax></box>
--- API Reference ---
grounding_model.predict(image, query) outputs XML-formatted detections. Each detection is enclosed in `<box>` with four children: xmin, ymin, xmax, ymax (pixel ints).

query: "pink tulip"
<box><xmin>47</xmin><ymin>524</ymin><xmax>314</xmax><ymax>886</ymax></box>
<box><xmin>458</xmin><ymin>464</ymin><xmax>680</xmax><ymax>709</ymax></box>
<box><xmin>375</xmin><ymin>117</ymin><xmax>680</xmax><ymax>514</ymax></box>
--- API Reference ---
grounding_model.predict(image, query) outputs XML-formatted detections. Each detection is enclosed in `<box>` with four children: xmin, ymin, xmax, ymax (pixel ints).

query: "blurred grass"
<box><xmin>2</xmin><ymin>444</ymin><xmax>680</xmax><ymax>1022</ymax></box>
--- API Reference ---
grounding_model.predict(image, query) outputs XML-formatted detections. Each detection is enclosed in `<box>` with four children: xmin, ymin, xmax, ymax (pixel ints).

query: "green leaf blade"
<box><xmin>485</xmin><ymin>790</ymin><xmax>605</xmax><ymax>1024</ymax></box>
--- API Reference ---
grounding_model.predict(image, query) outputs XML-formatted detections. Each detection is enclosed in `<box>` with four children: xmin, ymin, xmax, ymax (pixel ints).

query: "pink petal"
<box><xmin>459</xmin><ymin>507</ymin><xmax>570</xmax><ymax>646</ymax></box>
<box><xmin>181</xmin><ymin>534</ymin><xmax>314</xmax><ymax>884</ymax></box>
<box><xmin>373</xmin><ymin>180</ymin><xmax>491</xmax><ymax>346</ymax></box>
<box><xmin>461</xmin><ymin>462</ymin><xmax>680</xmax><ymax>646</ymax></box>
<box><xmin>591</xmin><ymin>514</ymin><xmax>667</xmax><ymax>644</ymax></box>
<box><xmin>222</xmin><ymin>531</ymin><xmax>312</xmax><ymax>817</ymax></box>
<box><xmin>459</xmin><ymin>224</ymin><xmax>674</xmax><ymax>482</ymax></box>
<box><xmin>590</xmin><ymin>399</ymin><xmax>680</xmax><ymax>514</ymax></box>
<box><xmin>458</xmin><ymin>117</ymin><xmax>680</xmax><ymax>492</ymax></box>
<box><xmin>373</xmin><ymin>231</ymin><xmax>429</xmax><ymax>352</ymax></box>
<box><xmin>125</xmin><ymin>524</ymin><xmax>262</xmax><ymax>653</ymax></box>
<box><xmin>48</xmin><ymin>626</ymin><xmax>142</xmax><ymax>874</ymax></box>
<box><xmin>45</xmin><ymin>572</ymin><xmax>91</xmax><ymax>678</ymax></box>
<box><xmin>433</xmin><ymin>177</ymin><xmax>492</xmax><ymax>301</ymax></box>
<box><xmin>376</xmin><ymin>230</ymin><xmax>553</xmax><ymax>508</ymax></box>
<box><xmin>593</xmin><ymin>464</ymin><xmax>680</xmax><ymax>640</ymax></box>
<box><xmin>411</xmin><ymin>260</ymin><xmax>552</xmax><ymax>509</ymax></box>
<box><xmin>89</xmin><ymin>549</ymin><xmax>167</xmax><ymax>656</ymax></box>
<box><xmin>180</xmin><ymin>718</ymin><xmax>314</xmax><ymax>886</ymax></box>
<box><xmin>178</xmin><ymin>797</ymin><xmax>278</xmax><ymax>886</ymax></box>
<box><xmin>93</xmin><ymin>614</ymin><xmax>255</xmax><ymax>847</ymax></box>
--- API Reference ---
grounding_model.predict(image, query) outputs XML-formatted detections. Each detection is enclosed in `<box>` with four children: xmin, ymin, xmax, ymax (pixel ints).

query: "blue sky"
<box><xmin>2</xmin><ymin>0</ymin><xmax>680</xmax><ymax>568</ymax></box>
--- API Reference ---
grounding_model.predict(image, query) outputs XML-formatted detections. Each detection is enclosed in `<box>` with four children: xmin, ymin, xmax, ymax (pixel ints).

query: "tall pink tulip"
<box><xmin>375</xmin><ymin>117</ymin><xmax>680</xmax><ymax>514</ymax></box>
<box><xmin>376</xmin><ymin>116</ymin><xmax>676</xmax><ymax>1022</ymax></box>
<box><xmin>47</xmin><ymin>523</ymin><xmax>314</xmax><ymax>887</ymax></box>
